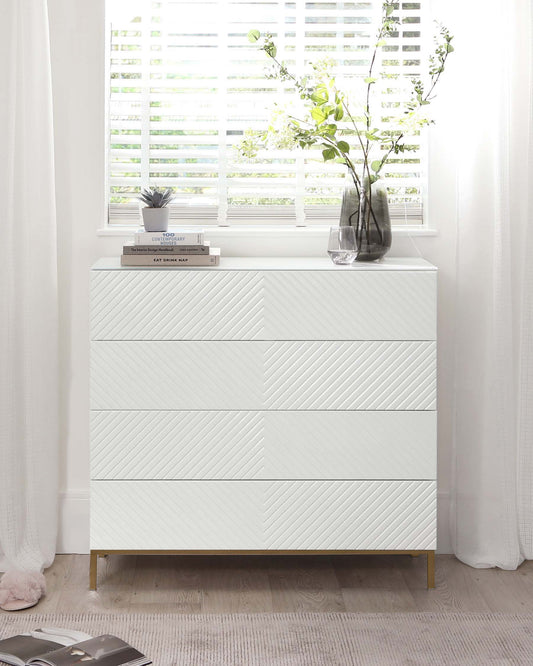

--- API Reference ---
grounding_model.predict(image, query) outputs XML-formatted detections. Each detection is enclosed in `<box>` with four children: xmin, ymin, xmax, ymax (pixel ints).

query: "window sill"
<box><xmin>96</xmin><ymin>224</ymin><xmax>437</xmax><ymax>257</ymax></box>
<box><xmin>97</xmin><ymin>225</ymin><xmax>438</xmax><ymax>238</ymax></box>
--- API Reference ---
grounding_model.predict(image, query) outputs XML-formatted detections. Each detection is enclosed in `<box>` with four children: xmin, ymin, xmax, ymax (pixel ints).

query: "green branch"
<box><xmin>244</xmin><ymin>16</ymin><xmax>454</xmax><ymax>235</ymax></box>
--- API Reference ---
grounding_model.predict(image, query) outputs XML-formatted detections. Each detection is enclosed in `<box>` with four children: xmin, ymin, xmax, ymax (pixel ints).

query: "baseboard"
<box><xmin>57</xmin><ymin>489</ymin><xmax>453</xmax><ymax>555</ymax></box>
<box><xmin>436</xmin><ymin>490</ymin><xmax>451</xmax><ymax>554</ymax></box>
<box><xmin>58</xmin><ymin>490</ymin><xmax>90</xmax><ymax>554</ymax></box>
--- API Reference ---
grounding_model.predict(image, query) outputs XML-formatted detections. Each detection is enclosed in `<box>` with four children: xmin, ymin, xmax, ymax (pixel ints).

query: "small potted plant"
<box><xmin>138</xmin><ymin>187</ymin><xmax>174</xmax><ymax>232</ymax></box>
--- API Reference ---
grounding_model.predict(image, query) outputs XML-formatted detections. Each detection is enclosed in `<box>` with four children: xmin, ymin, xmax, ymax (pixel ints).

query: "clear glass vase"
<box><xmin>339</xmin><ymin>173</ymin><xmax>392</xmax><ymax>261</ymax></box>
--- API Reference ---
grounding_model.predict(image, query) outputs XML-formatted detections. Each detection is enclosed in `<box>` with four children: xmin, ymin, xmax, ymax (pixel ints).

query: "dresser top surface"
<box><xmin>92</xmin><ymin>257</ymin><xmax>437</xmax><ymax>272</ymax></box>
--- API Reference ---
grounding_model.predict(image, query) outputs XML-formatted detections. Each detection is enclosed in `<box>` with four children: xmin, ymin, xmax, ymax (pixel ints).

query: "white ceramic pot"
<box><xmin>142</xmin><ymin>207</ymin><xmax>170</xmax><ymax>232</ymax></box>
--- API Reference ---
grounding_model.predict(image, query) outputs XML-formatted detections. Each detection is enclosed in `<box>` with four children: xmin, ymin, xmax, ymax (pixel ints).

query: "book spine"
<box><xmin>121</xmin><ymin>254</ymin><xmax>220</xmax><ymax>267</ymax></box>
<box><xmin>134</xmin><ymin>232</ymin><xmax>204</xmax><ymax>245</ymax></box>
<box><xmin>123</xmin><ymin>245</ymin><xmax>209</xmax><ymax>255</ymax></box>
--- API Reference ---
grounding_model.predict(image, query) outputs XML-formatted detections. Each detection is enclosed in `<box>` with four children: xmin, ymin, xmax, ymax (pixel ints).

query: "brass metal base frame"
<box><xmin>89</xmin><ymin>549</ymin><xmax>436</xmax><ymax>591</ymax></box>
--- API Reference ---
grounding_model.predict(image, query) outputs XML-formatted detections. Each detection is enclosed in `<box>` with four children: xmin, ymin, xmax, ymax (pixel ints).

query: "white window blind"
<box><xmin>107</xmin><ymin>1</ymin><xmax>427</xmax><ymax>226</ymax></box>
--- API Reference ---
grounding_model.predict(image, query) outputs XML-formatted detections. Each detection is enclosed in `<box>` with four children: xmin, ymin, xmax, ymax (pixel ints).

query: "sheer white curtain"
<box><xmin>451</xmin><ymin>0</ymin><xmax>533</xmax><ymax>568</ymax></box>
<box><xmin>0</xmin><ymin>0</ymin><xmax>58</xmax><ymax>582</ymax></box>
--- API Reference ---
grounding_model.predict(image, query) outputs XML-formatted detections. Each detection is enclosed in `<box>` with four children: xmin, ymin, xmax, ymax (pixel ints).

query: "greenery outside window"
<box><xmin>107</xmin><ymin>0</ymin><xmax>428</xmax><ymax>227</ymax></box>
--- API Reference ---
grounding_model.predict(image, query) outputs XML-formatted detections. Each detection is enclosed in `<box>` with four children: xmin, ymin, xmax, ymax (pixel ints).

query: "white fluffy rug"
<box><xmin>0</xmin><ymin>612</ymin><xmax>531</xmax><ymax>665</ymax></box>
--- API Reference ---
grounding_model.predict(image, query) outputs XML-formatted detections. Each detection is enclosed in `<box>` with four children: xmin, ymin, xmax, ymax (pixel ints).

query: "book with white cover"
<box><xmin>134</xmin><ymin>228</ymin><xmax>204</xmax><ymax>246</ymax></box>
<box><xmin>123</xmin><ymin>242</ymin><xmax>210</xmax><ymax>255</ymax></box>
<box><xmin>121</xmin><ymin>248</ymin><xmax>220</xmax><ymax>266</ymax></box>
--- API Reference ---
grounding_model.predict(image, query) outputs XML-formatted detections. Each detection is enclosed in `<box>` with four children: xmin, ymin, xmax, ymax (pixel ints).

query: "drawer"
<box><xmin>264</xmin><ymin>271</ymin><xmax>436</xmax><ymax>341</ymax></box>
<box><xmin>91</xmin><ymin>411</ymin><xmax>436</xmax><ymax>480</ymax></box>
<box><xmin>263</xmin><ymin>480</ymin><xmax>436</xmax><ymax>550</ymax></box>
<box><xmin>263</xmin><ymin>340</ymin><xmax>435</xmax><ymax>410</ymax></box>
<box><xmin>90</xmin><ymin>341</ymin><xmax>436</xmax><ymax>411</ymax></box>
<box><xmin>90</xmin><ymin>480</ymin><xmax>436</xmax><ymax>550</ymax></box>
<box><xmin>90</xmin><ymin>340</ymin><xmax>263</xmax><ymax>411</ymax></box>
<box><xmin>91</xmin><ymin>270</ymin><xmax>436</xmax><ymax>341</ymax></box>
<box><xmin>90</xmin><ymin>480</ymin><xmax>262</xmax><ymax>550</ymax></box>
<box><xmin>91</xmin><ymin>270</ymin><xmax>265</xmax><ymax>341</ymax></box>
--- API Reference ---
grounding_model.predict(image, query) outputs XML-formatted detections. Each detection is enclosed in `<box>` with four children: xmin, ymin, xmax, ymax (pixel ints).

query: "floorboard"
<box><xmin>268</xmin><ymin>556</ymin><xmax>345</xmax><ymax>613</ymax></box>
<box><xmin>17</xmin><ymin>554</ymin><xmax>533</xmax><ymax>614</ymax></box>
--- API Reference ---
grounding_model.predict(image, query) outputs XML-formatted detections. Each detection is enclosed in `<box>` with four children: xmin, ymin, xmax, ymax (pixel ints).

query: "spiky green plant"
<box><xmin>138</xmin><ymin>187</ymin><xmax>174</xmax><ymax>208</ymax></box>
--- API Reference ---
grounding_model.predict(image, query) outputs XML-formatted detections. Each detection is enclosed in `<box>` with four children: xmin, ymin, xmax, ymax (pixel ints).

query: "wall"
<box><xmin>47</xmin><ymin>0</ymin><xmax>459</xmax><ymax>554</ymax></box>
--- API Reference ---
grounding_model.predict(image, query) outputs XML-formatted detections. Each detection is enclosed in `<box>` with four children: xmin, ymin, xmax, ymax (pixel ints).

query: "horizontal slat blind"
<box><xmin>107</xmin><ymin>1</ymin><xmax>426</xmax><ymax>226</ymax></box>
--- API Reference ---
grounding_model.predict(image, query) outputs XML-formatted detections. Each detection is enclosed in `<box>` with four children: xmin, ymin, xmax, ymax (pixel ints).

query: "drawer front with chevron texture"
<box><xmin>91</xmin><ymin>270</ymin><xmax>265</xmax><ymax>341</ymax></box>
<box><xmin>91</xmin><ymin>269</ymin><xmax>436</xmax><ymax>341</ymax></box>
<box><xmin>90</xmin><ymin>258</ymin><xmax>438</xmax><ymax>564</ymax></box>
<box><xmin>91</xmin><ymin>480</ymin><xmax>436</xmax><ymax>550</ymax></box>
<box><xmin>91</xmin><ymin>340</ymin><xmax>436</xmax><ymax>411</ymax></box>
<box><xmin>91</xmin><ymin>411</ymin><xmax>436</xmax><ymax>480</ymax></box>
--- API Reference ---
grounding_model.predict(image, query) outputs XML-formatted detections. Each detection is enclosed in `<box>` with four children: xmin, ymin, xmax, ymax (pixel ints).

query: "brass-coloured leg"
<box><xmin>427</xmin><ymin>550</ymin><xmax>435</xmax><ymax>589</ymax></box>
<box><xmin>86</xmin><ymin>549</ymin><xmax>435</xmax><ymax>590</ymax></box>
<box><xmin>89</xmin><ymin>551</ymin><xmax>98</xmax><ymax>591</ymax></box>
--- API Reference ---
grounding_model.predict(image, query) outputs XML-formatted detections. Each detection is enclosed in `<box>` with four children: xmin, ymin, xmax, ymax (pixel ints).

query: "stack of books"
<box><xmin>121</xmin><ymin>227</ymin><xmax>220</xmax><ymax>266</ymax></box>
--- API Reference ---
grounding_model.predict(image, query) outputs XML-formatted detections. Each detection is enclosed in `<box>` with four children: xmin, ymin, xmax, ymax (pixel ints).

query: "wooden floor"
<box><xmin>26</xmin><ymin>554</ymin><xmax>533</xmax><ymax>614</ymax></box>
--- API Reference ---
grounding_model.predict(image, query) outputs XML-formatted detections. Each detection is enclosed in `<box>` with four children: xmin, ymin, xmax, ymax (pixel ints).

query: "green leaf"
<box><xmin>311</xmin><ymin>106</ymin><xmax>327</xmax><ymax>124</ymax></box>
<box><xmin>365</xmin><ymin>131</ymin><xmax>378</xmax><ymax>141</ymax></box>
<box><xmin>369</xmin><ymin>174</ymin><xmax>378</xmax><ymax>184</ymax></box>
<box><xmin>337</xmin><ymin>140</ymin><xmax>350</xmax><ymax>154</ymax></box>
<box><xmin>247</xmin><ymin>29</ymin><xmax>260</xmax><ymax>43</ymax></box>
<box><xmin>446</xmin><ymin>43</ymin><xmax>454</xmax><ymax>53</ymax></box>
<box><xmin>322</xmin><ymin>147</ymin><xmax>337</xmax><ymax>161</ymax></box>
<box><xmin>386</xmin><ymin>4</ymin><xmax>394</xmax><ymax>16</ymax></box>
<box><xmin>376</xmin><ymin>39</ymin><xmax>387</xmax><ymax>47</ymax></box>
<box><xmin>311</xmin><ymin>90</ymin><xmax>328</xmax><ymax>104</ymax></box>
<box><xmin>311</xmin><ymin>84</ymin><xmax>329</xmax><ymax>104</ymax></box>
<box><xmin>334</xmin><ymin>104</ymin><xmax>344</xmax><ymax>121</ymax></box>
<box><xmin>371</xmin><ymin>160</ymin><xmax>382</xmax><ymax>172</ymax></box>
<box><xmin>364</xmin><ymin>77</ymin><xmax>377</xmax><ymax>84</ymax></box>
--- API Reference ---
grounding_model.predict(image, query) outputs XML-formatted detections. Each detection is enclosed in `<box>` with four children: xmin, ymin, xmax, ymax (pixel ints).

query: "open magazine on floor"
<box><xmin>0</xmin><ymin>628</ymin><xmax>151</xmax><ymax>666</ymax></box>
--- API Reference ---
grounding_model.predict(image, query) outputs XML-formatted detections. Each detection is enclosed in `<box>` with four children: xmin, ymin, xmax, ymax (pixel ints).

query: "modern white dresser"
<box><xmin>89</xmin><ymin>257</ymin><xmax>437</xmax><ymax>589</ymax></box>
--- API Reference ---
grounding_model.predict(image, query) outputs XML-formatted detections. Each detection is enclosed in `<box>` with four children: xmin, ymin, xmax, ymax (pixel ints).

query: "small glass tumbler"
<box><xmin>327</xmin><ymin>225</ymin><xmax>357</xmax><ymax>265</ymax></box>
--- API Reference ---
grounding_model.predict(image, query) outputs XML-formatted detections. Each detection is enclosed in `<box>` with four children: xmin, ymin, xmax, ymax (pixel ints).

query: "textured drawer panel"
<box><xmin>91</xmin><ymin>269</ymin><xmax>436</xmax><ymax>341</ymax></box>
<box><xmin>264</xmin><ymin>271</ymin><xmax>436</xmax><ymax>340</ymax></box>
<box><xmin>90</xmin><ymin>480</ymin><xmax>436</xmax><ymax>550</ymax></box>
<box><xmin>91</xmin><ymin>270</ymin><xmax>264</xmax><ymax>340</ymax></box>
<box><xmin>264</xmin><ymin>480</ymin><xmax>436</xmax><ymax>550</ymax></box>
<box><xmin>91</xmin><ymin>411</ymin><xmax>436</xmax><ymax>480</ymax></box>
<box><xmin>90</xmin><ymin>481</ymin><xmax>263</xmax><ymax>550</ymax></box>
<box><xmin>263</xmin><ymin>411</ymin><xmax>436</xmax><ymax>479</ymax></box>
<box><xmin>91</xmin><ymin>411</ymin><xmax>264</xmax><ymax>480</ymax></box>
<box><xmin>264</xmin><ymin>341</ymin><xmax>436</xmax><ymax>410</ymax></box>
<box><xmin>91</xmin><ymin>341</ymin><xmax>435</xmax><ymax>410</ymax></box>
<box><xmin>90</xmin><ymin>341</ymin><xmax>263</xmax><ymax>410</ymax></box>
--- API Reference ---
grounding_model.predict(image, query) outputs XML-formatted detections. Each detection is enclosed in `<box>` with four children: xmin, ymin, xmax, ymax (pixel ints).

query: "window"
<box><xmin>107</xmin><ymin>1</ymin><xmax>427</xmax><ymax>226</ymax></box>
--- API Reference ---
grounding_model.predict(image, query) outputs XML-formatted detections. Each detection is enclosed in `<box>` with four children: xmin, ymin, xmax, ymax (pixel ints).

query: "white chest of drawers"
<box><xmin>89</xmin><ymin>257</ymin><xmax>437</xmax><ymax>588</ymax></box>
